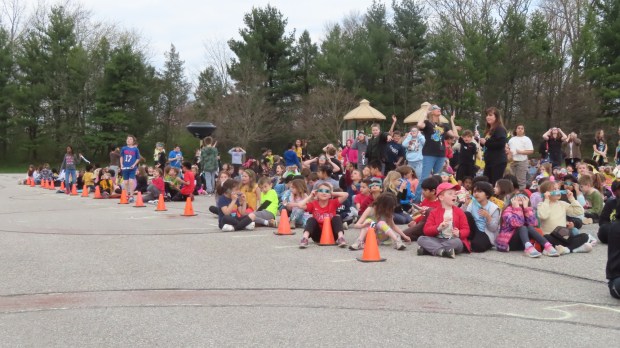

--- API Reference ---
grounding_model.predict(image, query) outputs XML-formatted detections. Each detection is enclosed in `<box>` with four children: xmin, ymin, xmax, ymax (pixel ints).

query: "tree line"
<box><xmin>1</xmin><ymin>0</ymin><xmax>619</xmax><ymax>164</ymax></box>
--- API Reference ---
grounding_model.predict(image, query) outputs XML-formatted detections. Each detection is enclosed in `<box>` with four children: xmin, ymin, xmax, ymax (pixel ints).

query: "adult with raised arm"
<box><xmin>478</xmin><ymin>107</ymin><xmax>507</xmax><ymax>185</ymax></box>
<box><xmin>365</xmin><ymin>116</ymin><xmax>396</xmax><ymax>174</ymax></box>
<box><xmin>542</xmin><ymin>127</ymin><xmax>567</xmax><ymax>169</ymax></box>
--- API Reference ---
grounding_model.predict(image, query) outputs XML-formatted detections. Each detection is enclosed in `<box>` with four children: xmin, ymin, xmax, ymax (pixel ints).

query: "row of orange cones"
<box><xmin>27</xmin><ymin>177</ymin><xmax>382</xmax><ymax>262</ymax></box>
<box><xmin>26</xmin><ymin>177</ymin><xmax>193</xmax><ymax>215</ymax></box>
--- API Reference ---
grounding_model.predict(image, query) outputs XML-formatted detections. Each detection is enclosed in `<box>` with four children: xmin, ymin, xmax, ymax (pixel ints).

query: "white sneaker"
<box><xmin>587</xmin><ymin>233</ymin><xmax>598</xmax><ymax>246</ymax></box>
<box><xmin>393</xmin><ymin>239</ymin><xmax>406</xmax><ymax>250</ymax></box>
<box><xmin>221</xmin><ymin>224</ymin><xmax>234</xmax><ymax>232</ymax></box>
<box><xmin>245</xmin><ymin>222</ymin><xmax>255</xmax><ymax>230</ymax></box>
<box><xmin>343</xmin><ymin>222</ymin><xmax>348</xmax><ymax>230</ymax></box>
<box><xmin>573</xmin><ymin>243</ymin><xmax>593</xmax><ymax>253</ymax></box>
<box><xmin>554</xmin><ymin>245</ymin><xmax>570</xmax><ymax>255</ymax></box>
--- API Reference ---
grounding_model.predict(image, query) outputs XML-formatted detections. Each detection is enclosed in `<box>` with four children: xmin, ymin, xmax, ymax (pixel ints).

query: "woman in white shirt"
<box><xmin>508</xmin><ymin>124</ymin><xmax>534</xmax><ymax>190</ymax></box>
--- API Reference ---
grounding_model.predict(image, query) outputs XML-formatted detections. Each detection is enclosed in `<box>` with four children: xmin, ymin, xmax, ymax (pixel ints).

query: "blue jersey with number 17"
<box><xmin>121</xmin><ymin>146</ymin><xmax>140</xmax><ymax>168</ymax></box>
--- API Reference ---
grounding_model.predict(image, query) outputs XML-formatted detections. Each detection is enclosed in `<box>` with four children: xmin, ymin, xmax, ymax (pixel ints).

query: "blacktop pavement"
<box><xmin>1</xmin><ymin>173</ymin><xmax>619</xmax><ymax>347</ymax></box>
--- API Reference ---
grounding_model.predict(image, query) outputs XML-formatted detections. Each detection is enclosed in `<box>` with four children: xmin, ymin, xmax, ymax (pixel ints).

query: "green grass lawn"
<box><xmin>0</xmin><ymin>164</ymin><xmax>28</xmax><ymax>174</ymax></box>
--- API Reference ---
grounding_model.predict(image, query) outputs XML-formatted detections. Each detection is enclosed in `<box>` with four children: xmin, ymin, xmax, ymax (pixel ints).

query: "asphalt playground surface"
<box><xmin>1</xmin><ymin>173</ymin><xmax>619</xmax><ymax>347</ymax></box>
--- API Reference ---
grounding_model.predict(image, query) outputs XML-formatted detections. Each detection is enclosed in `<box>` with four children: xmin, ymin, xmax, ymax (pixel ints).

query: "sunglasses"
<box><xmin>564</xmin><ymin>181</ymin><xmax>573</xmax><ymax>185</ymax></box>
<box><xmin>369</xmin><ymin>183</ymin><xmax>382</xmax><ymax>188</ymax></box>
<box><xmin>316</xmin><ymin>188</ymin><xmax>331</xmax><ymax>194</ymax></box>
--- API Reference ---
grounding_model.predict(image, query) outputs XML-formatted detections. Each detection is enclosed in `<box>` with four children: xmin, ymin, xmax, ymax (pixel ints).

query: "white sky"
<box><xmin>78</xmin><ymin>0</ymin><xmax>379</xmax><ymax>83</ymax></box>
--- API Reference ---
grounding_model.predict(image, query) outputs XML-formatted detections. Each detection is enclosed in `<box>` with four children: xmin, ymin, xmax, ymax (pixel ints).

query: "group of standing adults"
<box><xmin>346</xmin><ymin>104</ymin><xmax>620</xmax><ymax>200</ymax></box>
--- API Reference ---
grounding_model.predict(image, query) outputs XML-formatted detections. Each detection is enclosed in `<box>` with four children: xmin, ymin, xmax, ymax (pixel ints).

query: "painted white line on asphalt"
<box><xmin>231</xmin><ymin>234</ymin><xmax>268</xmax><ymax>238</ymax></box>
<box><xmin>274</xmin><ymin>245</ymin><xmax>299</xmax><ymax>249</ymax></box>
<box><xmin>331</xmin><ymin>259</ymin><xmax>357</xmax><ymax>263</ymax></box>
<box><xmin>504</xmin><ymin>303</ymin><xmax>620</xmax><ymax>321</ymax></box>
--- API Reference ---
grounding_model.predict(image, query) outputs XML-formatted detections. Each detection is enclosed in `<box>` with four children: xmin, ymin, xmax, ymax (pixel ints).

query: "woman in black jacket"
<box><xmin>479</xmin><ymin>107</ymin><xmax>507</xmax><ymax>185</ymax></box>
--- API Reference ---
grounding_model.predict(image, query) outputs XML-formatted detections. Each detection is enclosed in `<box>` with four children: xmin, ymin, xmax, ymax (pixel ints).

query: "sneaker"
<box><xmin>442</xmin><ymin>248</ymin><xmax>456</xmax><ymax>258</ymax></box>
<box><xmin>343</xmin><ymin>222</ymin><xmax>348</xmax><ymax>230</ymax></box>
<box><xmin>393</xmin><ymin>239</ymin><xmax>406</xmax><ymax>250</ymax></box>
<box><xmin>542</xmin><ymin>245</ymin><xmax>559</xmax><ymax>257</ymax></box>
<box><xmin>299</xmin><ymin>237</ymin><xmax>309</xmax><ymax>249</ymax></box>
<box><xmin>245</xmin><ymin>222</ymin><xmax>255</xmax><ymax>230</ymax></box>
<box><xmin>524</xmin><ymin>246</ymin><xmax>542</xmax><ymax>258</ymax></box>
<box><xmin>128</xmin><ymin>196</ymin><xmax>135</xmax><ymax>203</ymax></box>
<box><xmin>417</xmin><ymin>246</ymin><xmax>425</xmax><ymax>256</ymax></box>
<box><xmin>587</xmin><ymin>233</ymin><xmax>598</xmax><ymax>246</ymax></box>
<box><xmin>268</xmin><ymin>219</ymin><xmax>278</xmax><ymax>228</ymax></box>
<box><xmin>573</xmin><ymin>243</ymin><xmax>593</xmax><ymax>253</ymax></box>
<box><xmin>221</xmin><ymin>224</ymin><xmax>234</xmax><ymax>232</ymax></box>
<box><xmin>147</xmin><ymin>200</ymin><xmax>157</xmax><ymax>205</ymax></box>
<box><xmin>555</xmin><ymin>245</ymin><xmax>570</xmax><ymax>255</ymax></box>
<box><xmin>435</xmin><ymin>248</ymin><xmax>444</xmax><ymax>257</ymax></box>
<box><xmin>336</xmin><ymin>236</ymin><xmax>347</xmax><ymax>248</ymax></box>
<box><xmin>349</xmin><ymin>239</ymin><xmax>364</xmax><ymax>250</ymax></box>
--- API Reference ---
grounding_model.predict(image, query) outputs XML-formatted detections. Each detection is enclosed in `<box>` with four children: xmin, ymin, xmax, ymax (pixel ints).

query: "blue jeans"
<box><xmin>414</xmin><ymin>155</ymin><xmax>445</xmax><ymax>201</ymax></box>
<box><xmin>64</xmin><ymin>169</ymin><xmax>77</xmax><ymax>189</ymax></box>
<box><xmin>204</xmin><ymin>171</ymin><xmax>216</xmax><ymax>194</ymax></box>
<box><xmin>408</xmin><ymin>160</ymin><xmax>423</xmax><ymax>181</ymax></box>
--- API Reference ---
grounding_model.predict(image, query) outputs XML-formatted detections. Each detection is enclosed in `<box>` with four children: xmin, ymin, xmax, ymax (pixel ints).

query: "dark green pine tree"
<box><xmin>228</xmin><ymin>5</ymin><xmax>297</xmax><ymax>109</ymax></box>
<box><xmin>89</xmin><ymin>44</ymin><xmax>155</xmax><ymax>152</ymax></box>
<box><xmin>0</xmin><ymin>27</ymin><xmax>14</xmax><ymax>160</ymax></box>
<box><xmin>158</xmin><ymin>44</ymin><xmax>190</xmax><ymax>145</ymax></box>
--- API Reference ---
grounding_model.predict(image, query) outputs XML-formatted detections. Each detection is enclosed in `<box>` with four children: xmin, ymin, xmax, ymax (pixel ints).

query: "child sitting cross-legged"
<box><xmin>417</xmin><ymin>183</ymin><xmax>470</xmax><ymax>258</ymax></box>
<box><xmin>537</xmin><ymin>181</ymin><xmax>593</xmax><ymax>254</ymax></box>
<box><xmin>289</xmin><ymin>183</ymin><xmax>349</xmax><ymax>249</ymax></box>
<box><xmin>497</xmin><ymin>193</ymin><xmax>559</xmax><ymax>257</ymax></box>
<box><xmin>463</xmin><ymin>181</ymin><xmax>501</xmax><ymax>252</ymax></box>
<box><xmin>245</xmin><ymin>176</ymin><xmax>279</xmax><ymax>228</ymax></box>
<box><xmin>579</xmin><ymin>174</ymin><xmax>603</xmax><ymax>223</ymax></box>
<box><xmin>349</xmin><ymin>193</ymin><xmax>411</xmax><ymax>251</ymax></box>
<box><xmin>282</xmin><ymin>178</ymin><xmax>310</xmax><ymax>229</ymax></box>
<box><xmin>217</xmin><ymin>179</ymin><xmax>256</xmax><ymax>232</ymax></box>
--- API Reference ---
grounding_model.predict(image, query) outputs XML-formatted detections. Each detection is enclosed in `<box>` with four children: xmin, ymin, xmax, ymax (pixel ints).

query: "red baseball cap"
<box><xmin>436</xmin><ymin>182</ymin><xmax>461</xmax><ymax>196</ymax></box>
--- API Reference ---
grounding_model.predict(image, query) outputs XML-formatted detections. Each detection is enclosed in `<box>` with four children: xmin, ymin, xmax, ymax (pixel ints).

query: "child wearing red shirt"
<box><xmin>290</xmin><ymin>183</ymin><xmax>349</xmax><ymax>248</ymax></box>
<box><xmin>418</xmin><ymin>182</ymin><xmax>470</xmax><ymax>258</ymax></box>
<box><xmin>173</xmin><ymin>162</ymin><xmax>195</xmax><ymax>201</ymax></box>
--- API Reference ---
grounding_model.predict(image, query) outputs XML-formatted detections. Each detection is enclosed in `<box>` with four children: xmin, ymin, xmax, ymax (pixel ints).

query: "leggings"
<box><xmin>464</xmin><ymin>212</ymin><xmax>492</xmax><ymax>252</ymax></box>
<box><xmin>507</xmin><ymin>226</ymin><xmax>549</xmax><ymax>251</ymax></box>
<box><xmin>304</xmin><ymin>216</ymin><xmax>343</xmax><ymax>242</ymax></box>
<box><xmin>220</xmin><ymin>215</ymin><xmax>253</xmax><ymax>231</ymax></box>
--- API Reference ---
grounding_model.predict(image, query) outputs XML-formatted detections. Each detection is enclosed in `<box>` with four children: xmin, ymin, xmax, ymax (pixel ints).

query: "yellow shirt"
<box><xmin>241</xmin><ymin>184</ymin><xmax>259</xmax><ymax>211</ymax></box>
<box><xmin>83</xmin><ymin>172</ymin><xmax>95</xmax><ymax>187</ymax></box>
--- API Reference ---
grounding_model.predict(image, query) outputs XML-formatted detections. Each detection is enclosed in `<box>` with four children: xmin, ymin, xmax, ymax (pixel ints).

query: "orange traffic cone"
<box><xmin>60</xmin><ymin>181</ymin><xmax>65</xmax><ymax>191</ymax></box>
<box><xmin>40</xmin><ymin>179</ymin><xmax>45</xmax><ymax>188</ymax></box>
<box><xmin>93</xmin><ymin>186</ymin><xmax>102</xmax><ymax>199</ymax></box>
<box><xmin>318</xmin><ymin>217</ymin><xmax>336</xmax><ymax>246</ymax></box>
<box><xmin>70</xmin><ymin>184</ymin><xmax>78</xmax><ymax>196</ymax></box>
<box><xmin>118</xmin><ymin>190</ymin><xmax>128</xmax><ymax>204</ymax></box>
<box><xmin>357</xmin><ymin>228</ymin><xmax>386</xmax><ymax>262</ymax></box>
<box><xmin>155</xmin><ymin>193</ymin><xmax>167</xmax><ymax>211</ymax></box>
<box><xmin>274</xmin><ymin>209</ymin><xmax>295</xmax><ymax>235</ymax></box>
<box><xmin>48</xmin><ymin>180</ymin><xmax>56</xmax><ymax>190</ymax></box>
<box><xmin>29</xmin><ymin>178</ymin><xmax>35</xmax><ymax>187</ymax></box>
<box><xmin>81</xmin><ymin>186</ymin><xmax>89</xmax><ymax>197</ymax></box>
<box><xmin>182</xmin><ymin>197</ymin><xmax>196</xmax><ymax>216</ymax></box>
<box><xmin>133</xmin><ymin>191</ymin><xmax>146</xmax><ymax>207</ymax></box>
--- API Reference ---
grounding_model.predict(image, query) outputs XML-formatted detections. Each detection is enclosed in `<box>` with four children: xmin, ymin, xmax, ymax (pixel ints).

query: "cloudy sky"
<box><xmin>79</xmin><ymin>0</ymin><xmax>379</xmax><ymax>82</ymax></box>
